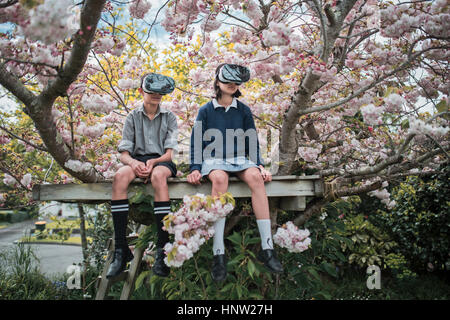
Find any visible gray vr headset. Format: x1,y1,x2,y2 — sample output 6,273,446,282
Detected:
217,64,250,85
142,73,175,95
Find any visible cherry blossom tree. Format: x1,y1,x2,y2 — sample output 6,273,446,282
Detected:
0,0,448,226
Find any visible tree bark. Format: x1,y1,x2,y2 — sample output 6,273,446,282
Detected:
278,0,358,176
0,0,106,183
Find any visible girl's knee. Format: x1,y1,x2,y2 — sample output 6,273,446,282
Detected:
246,168,264,187
209,171,228,186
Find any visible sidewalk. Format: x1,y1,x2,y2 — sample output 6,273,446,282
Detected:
0,219,84,276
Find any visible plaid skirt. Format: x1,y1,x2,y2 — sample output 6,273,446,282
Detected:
200,157,259,177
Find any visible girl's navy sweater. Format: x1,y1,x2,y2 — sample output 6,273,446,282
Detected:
189,100,264,172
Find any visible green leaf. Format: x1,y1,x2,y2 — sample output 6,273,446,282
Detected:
220,283,234,293
436,100,450,120
247,259,256,279
307,267,321,281
227,231,242,245
320,262,337,278
135,270,151,291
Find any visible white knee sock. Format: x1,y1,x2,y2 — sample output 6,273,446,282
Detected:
257,219,274,250
213,217,226,255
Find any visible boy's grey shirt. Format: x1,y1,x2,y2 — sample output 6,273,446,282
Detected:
118,104,178,157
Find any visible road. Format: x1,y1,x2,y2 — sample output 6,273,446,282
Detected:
0,219,84,277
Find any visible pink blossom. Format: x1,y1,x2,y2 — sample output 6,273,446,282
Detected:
162,193,235,267
77,122,106,139
273,222,311,253
64,160,93,173
80,94,118,114
128,0,152,19
262,21,291,47
118,78,140,90
298,145,322,162
3,174,17,187
361,104,384,126
19,0,75,45
92,37,116,54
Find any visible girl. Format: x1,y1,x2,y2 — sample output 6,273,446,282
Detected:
187,64,283,282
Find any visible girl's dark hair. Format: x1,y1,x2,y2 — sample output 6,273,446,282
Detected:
214,63,242,99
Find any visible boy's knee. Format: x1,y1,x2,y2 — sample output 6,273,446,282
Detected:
113,166,134,188
151,169,168,186
113,169,129,184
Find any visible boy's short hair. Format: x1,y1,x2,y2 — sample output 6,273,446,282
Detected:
140,73,150,89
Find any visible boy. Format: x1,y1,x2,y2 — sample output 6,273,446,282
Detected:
107,73,178,279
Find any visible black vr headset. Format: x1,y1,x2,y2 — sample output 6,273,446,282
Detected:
142,73,175,95
217,64,250,85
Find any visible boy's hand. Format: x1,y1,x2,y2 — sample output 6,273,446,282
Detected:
143,159,156,183
131,160,151,179
187,170,202,185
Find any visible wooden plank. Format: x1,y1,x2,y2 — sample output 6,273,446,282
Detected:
95,238,114,300
280,196,306,211
32,175,322,202
120,246,145,300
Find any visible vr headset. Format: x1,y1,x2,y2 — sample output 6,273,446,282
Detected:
217,64,250,85
142,73,175,95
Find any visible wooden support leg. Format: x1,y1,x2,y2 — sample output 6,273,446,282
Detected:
95,238,114,300
119,245,145,300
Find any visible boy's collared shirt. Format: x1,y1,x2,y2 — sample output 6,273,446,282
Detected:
118,104,178,157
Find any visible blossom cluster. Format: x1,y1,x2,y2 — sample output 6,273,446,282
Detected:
298,145,323,162
368,185,396,209
408,118,449,137
262,22,291,47
80,94,118,114
163,193,235,267
64,160,93,173
273,221,311,253
128,0,152,19
20,0,77,45
76,122,106,139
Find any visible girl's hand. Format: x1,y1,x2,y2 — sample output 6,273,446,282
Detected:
187,170,202,185
259,166,272,182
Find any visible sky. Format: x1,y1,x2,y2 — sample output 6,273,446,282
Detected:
0,1,439,116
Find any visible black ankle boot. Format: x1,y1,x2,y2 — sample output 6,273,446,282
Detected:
211,254,227,282
257,249,284,273
152,248,170,277
106,246,134,279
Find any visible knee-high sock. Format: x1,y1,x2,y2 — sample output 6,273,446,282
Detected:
111,199,129,249
154,201,171,248
257,219,274,250
213,217,226,256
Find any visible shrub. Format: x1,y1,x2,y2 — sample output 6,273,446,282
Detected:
0,243,70,300
376,165,450,272
339,214,397,269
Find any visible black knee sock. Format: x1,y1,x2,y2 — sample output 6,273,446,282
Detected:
154,201,171,248
111,199,129,249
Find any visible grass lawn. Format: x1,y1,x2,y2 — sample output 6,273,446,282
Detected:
0,222,10,229
20,235,93,246
20,218,93,246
